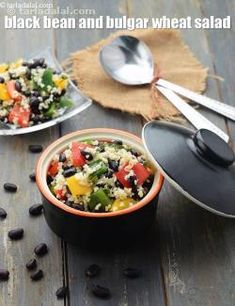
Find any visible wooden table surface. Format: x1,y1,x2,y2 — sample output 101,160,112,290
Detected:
0,1,235,305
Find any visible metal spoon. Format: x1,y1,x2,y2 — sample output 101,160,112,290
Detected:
99,35,235,121
99,35,230,142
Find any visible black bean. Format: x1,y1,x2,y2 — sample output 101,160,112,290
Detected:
123,268,142,279
0,76,5,83
85,264,101,277
29,97,40,109
62,165,70,171
29,60,40,69
8,228,24,240
132,190,140,201
0,207,7,219
25,69,32,80
23,90,31,97
34,243,48,256
28,144,43,153
15,80,22,92
29,204,43,216
60,89,66,96
71,203,85,211
26,258,37,271
128,176,139,200
128,177,139,200
105,170,114,178
56,286,68,299
81,150,93,161
59,152,66,162
143,174,154,189
91,284,111,299
112,140,123,145
130,149,139,157
0,269,9,281
108,159,119,172
53,69,62,75
32,91,40,97
128,175,137,187
47,175,53,185
4,183,17,192
22,61,30,67
38,58,45,67
99,146,105,153
65,200,74,206
115,180,123,188
29,172,36,182
31,269,43,281
96,183,105,188
53,89,65,98
63,167,76,178
42,63,47,69
31,115,42,124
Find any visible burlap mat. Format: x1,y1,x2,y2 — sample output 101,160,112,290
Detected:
65,29,208,120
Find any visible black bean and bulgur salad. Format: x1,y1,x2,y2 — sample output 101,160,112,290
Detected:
0,58,73,128
47,139,154,213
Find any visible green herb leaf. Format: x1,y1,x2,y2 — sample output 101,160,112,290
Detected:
42,68,54,88
59,96,73,108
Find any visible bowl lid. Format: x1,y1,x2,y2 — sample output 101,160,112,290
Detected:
142,121,235,218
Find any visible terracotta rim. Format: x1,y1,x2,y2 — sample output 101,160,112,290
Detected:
36,128,164,218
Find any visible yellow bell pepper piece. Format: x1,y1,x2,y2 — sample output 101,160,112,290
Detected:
66,175,91,197
53,78,68,90
0,63,8,73
9,58,23,69
0,84,10,100
111,198,135,212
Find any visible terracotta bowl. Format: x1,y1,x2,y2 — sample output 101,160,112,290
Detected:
36,128,164,246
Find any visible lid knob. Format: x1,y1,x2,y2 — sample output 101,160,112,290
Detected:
193,129,235,167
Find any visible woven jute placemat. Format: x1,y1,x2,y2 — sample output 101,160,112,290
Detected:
65,29,208,120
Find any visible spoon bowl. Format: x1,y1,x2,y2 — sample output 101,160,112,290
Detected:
100,35,154,85
99,35,231,142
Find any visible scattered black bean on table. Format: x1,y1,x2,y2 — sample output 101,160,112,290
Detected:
3,183,18,192
0,269,9,281
85,264,101,277
29,172,36,182
31,269,44,281
34,243,48,256
29,204,43,216
0,207,7,219
28,144,43,153
56,286,68,299
91,284,111,299
123,268,142,279
8,228,24,240
26,258,37,271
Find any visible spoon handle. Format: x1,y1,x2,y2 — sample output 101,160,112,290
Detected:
156,86,229,142
157,79,235,121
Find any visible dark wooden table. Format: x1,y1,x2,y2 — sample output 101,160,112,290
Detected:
0,1,235,305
